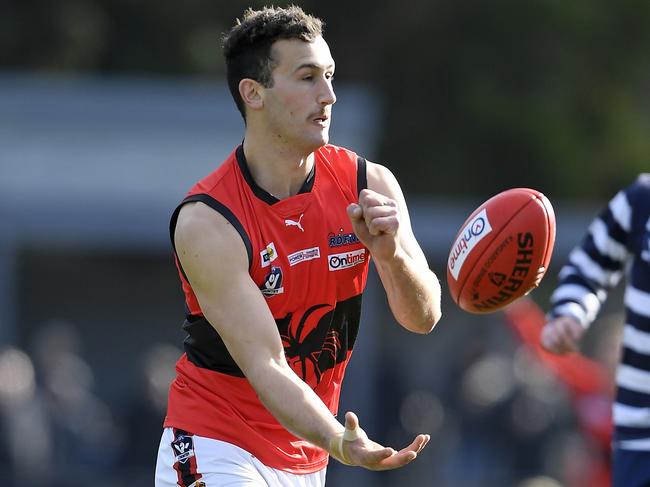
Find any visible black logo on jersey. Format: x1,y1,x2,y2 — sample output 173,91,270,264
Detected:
276,297,361,388
260,266,284,296
328,229,360,248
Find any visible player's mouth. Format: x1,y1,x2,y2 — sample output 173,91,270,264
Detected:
312,112,330,125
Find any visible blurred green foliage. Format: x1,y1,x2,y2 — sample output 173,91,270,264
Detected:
2,0,649,201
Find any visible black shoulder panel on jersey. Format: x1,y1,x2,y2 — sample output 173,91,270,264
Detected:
169,193,253,270
356,157,367,196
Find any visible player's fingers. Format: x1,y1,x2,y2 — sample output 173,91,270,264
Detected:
415,434,430,453
371,434,429,470
557,337,577,354
346,205,373,244
557,318,584,343
346,203,364,221
359,189,397,209
373,448,417,470
368,216,399,236
393,434,428,458
363,205,397,234
360,447,396,467
363,204,398,221
541,325,569,354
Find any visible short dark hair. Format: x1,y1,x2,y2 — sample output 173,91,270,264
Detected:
222,5,324,120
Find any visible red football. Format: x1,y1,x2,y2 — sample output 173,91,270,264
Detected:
446,188,556,314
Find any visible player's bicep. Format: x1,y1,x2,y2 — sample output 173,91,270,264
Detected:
366,161,429,266
174,203,286,376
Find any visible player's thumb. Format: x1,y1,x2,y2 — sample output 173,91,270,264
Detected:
344,411,359,433
346,203,363,222
346,204,370,243
343,411,367,442
539,325,554,351
540,324,567,355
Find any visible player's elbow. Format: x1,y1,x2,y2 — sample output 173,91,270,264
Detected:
400,308,441,334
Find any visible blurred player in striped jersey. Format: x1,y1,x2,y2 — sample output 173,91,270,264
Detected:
541,174,650,487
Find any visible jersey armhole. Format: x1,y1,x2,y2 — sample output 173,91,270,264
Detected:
356,156,367,196
169,194,254,273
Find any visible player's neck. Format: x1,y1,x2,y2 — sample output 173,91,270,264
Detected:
242,135,316,200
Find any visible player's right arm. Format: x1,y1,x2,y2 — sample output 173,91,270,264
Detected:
174,201,429,469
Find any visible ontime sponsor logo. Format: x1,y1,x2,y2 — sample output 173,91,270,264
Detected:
328,249,366,271
448,209,492,280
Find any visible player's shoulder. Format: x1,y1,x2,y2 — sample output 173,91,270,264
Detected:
175,199,250,271
635,173,650,189
616,174,650,227
176,200,226,234
317,143,359,163
624,173,650,203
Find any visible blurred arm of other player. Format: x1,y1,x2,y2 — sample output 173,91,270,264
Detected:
541,186,631,355
174,201,430,469
541,315,586,354
347,162,442,333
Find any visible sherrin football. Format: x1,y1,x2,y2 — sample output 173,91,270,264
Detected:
446,188,556,314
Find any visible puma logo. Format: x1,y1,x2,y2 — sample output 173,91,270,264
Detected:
285,214,304,232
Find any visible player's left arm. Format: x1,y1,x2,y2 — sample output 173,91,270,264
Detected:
347,161,442,333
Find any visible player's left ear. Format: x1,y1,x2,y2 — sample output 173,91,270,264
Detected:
239,78,263,111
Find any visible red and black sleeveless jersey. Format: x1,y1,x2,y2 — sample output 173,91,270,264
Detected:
164,144,370,473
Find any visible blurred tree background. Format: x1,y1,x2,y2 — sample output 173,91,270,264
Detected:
2,0,648,200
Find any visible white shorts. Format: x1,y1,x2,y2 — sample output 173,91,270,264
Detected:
155,427,327,487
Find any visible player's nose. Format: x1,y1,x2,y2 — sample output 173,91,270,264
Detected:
319,80,336,106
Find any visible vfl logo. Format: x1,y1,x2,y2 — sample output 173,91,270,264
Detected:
260,242,278,268
288,247,320,267
448,208,493,280
260,266,284,296
328,249,366,271
171,435,194,464
285,214,304,232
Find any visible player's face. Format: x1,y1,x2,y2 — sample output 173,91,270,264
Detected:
261,36,336,153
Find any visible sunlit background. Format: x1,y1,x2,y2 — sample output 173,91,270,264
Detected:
1,1,648,485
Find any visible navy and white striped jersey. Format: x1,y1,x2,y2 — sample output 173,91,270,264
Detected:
548,173,650,451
